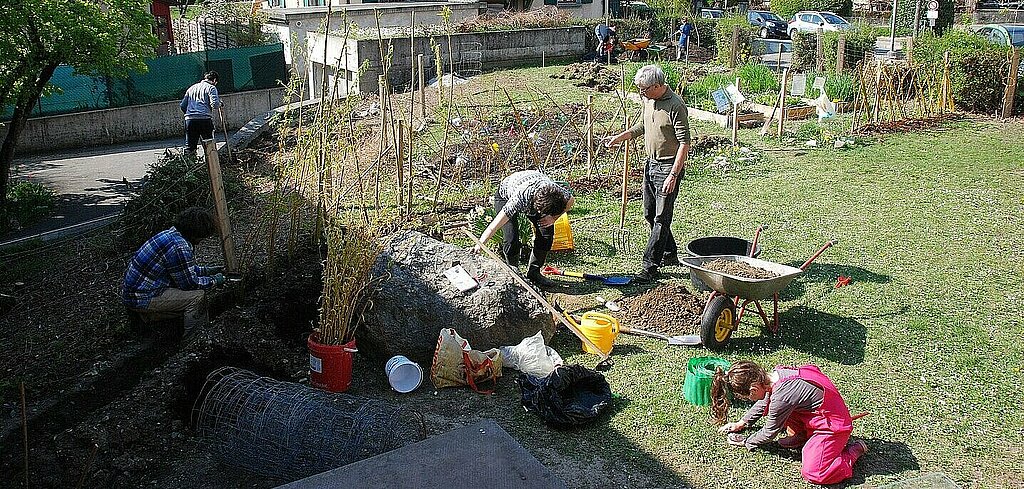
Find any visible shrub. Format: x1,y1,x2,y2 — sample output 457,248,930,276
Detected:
770,0,853,20
912,30,1009,114
627,61,684,92
118,151,240,250
713,15,759,65
1,181,56,234
682,62,782,111
792,22,879,72
892,0,954,35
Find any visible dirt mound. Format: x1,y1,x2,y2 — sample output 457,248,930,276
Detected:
550,63,620,92
614,283,705,336
691,135,731,155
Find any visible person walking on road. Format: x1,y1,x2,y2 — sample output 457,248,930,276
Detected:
474,170,575,289
604,64,690,283
123,207,226,336
179,71,223,155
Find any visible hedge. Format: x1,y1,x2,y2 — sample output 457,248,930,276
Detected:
791,22,880,72
713,15,759,66
770,0,853,21
892,0,954,36
911,30,1010,114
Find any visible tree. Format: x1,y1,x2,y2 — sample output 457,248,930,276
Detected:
0,0,156,213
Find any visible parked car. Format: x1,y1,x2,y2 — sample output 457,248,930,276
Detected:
788,11,853,37
748,10,789,39
699,9,725,19
974,24,1024,48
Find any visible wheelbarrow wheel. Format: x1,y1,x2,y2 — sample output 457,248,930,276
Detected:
700,296,736,351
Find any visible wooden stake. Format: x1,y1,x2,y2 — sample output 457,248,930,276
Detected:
1002,48,1019,118
407,121,413,214
778,68,788,140
732,77,740,146
397,119,405,207
462,229,610,363
586,94,595,176
418,54,426,119
729,25,739,68
202,139,237,272
836,36,846,72
816,27,824,72
21,382,28,488
941,51,950,112
502,88,541,168
905,37,914,65
873,63,882,122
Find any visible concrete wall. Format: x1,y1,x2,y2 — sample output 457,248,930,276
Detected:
1,88,286,154
267,2,485,68
307,26,587,97
972,9,1024,23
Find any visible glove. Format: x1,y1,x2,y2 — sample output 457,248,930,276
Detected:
208,265,225,275
212,273,226,286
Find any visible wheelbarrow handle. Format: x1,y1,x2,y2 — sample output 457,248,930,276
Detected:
799,239,837,271
750,225,765,258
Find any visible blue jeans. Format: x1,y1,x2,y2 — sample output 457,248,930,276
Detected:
642,158,680,270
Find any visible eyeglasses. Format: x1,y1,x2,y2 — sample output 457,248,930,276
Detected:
637,84,659,94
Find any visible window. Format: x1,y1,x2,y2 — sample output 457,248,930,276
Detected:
809,14,823,24
303,0,324,6
800,14,813,22
821,13,847,24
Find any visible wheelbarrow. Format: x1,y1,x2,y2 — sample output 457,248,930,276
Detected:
622,38,651,61
680,239,835,350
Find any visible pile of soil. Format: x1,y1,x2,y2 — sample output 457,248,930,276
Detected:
550,63,621,92
614,283,706,336
704,258,777,279
690,135,732,156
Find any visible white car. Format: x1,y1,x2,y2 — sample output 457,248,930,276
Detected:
788,11,853,37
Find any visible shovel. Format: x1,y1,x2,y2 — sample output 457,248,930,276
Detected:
619,325,699,346
542,265,632,286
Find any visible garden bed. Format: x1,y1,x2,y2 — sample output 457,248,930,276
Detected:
687,106,764,128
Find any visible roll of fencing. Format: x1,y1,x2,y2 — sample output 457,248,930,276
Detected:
192,367,425,481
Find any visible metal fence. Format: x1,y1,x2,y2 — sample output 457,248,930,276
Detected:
3,43,287,121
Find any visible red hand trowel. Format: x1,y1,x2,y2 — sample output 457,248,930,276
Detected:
542,265,632,286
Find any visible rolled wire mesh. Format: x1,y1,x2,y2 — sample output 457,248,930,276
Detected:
192,367,425,481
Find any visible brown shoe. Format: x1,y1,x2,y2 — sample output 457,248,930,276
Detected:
847,439,868,459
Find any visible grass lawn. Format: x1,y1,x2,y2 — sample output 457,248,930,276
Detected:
529,115,1024,487
382,65,1024,487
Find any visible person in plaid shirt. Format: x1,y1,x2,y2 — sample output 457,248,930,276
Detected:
123,207,226,334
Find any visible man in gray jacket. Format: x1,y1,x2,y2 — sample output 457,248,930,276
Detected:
179,71,223,155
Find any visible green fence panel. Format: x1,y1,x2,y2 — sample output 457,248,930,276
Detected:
3,43,285,121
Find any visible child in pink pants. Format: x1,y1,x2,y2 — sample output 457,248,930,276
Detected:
710,361,868,485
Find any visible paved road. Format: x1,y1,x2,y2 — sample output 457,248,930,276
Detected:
2,136,222,245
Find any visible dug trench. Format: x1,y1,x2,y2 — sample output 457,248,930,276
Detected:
0,244,323,487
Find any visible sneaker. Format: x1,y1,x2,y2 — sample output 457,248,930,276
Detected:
633,267,660,284
662,254,682,267
847,439,868,459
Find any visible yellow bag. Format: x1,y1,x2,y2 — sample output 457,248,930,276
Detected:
551,214,575,252
430,328,503,393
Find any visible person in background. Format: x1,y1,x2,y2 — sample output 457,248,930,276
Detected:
711,360,869,485
179,71,222,155
677,18,694,61
123,207,226,336
474,170,575,288
603,64,690,283
595,22,617,59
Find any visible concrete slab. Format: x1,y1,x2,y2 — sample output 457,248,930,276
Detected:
276,419,567,489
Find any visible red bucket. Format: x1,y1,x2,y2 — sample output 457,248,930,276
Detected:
307,333,357,393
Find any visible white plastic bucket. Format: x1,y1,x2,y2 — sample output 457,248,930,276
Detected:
385,355,423,393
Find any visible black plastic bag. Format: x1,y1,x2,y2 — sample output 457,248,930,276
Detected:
518,365,612,428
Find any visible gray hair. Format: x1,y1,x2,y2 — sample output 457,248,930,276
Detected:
633,65,666,88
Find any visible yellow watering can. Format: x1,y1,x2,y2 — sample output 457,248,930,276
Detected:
564,311,620,355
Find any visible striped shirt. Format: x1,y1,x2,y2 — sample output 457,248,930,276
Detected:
497,170,572,218
180,80,221,120
123,227,217,308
